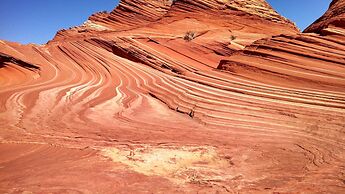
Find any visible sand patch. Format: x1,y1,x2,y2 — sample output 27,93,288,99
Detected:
102,145,232,184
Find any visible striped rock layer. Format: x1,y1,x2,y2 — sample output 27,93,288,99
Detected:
304,0,345,35
0,0,344,193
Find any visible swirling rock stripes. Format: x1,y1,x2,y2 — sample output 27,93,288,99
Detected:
0,0,345,193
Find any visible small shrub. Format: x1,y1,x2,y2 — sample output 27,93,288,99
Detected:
184,31,196,42
230,35,236,41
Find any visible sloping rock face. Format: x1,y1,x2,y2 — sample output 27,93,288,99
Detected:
0,0,345,193
304,0,345,35
219,0,345,92
53,0,298,44
53,0,174,41
216,2,345,191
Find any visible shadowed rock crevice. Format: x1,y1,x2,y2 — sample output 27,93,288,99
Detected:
0,53,40,71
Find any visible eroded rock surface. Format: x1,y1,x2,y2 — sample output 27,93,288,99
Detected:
0,0,344,193
304,0,345,35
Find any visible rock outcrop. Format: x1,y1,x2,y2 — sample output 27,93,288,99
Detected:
53,0,174,41
304,0,345,35
218,0,345,92
53,0,298,44
0,0,344,193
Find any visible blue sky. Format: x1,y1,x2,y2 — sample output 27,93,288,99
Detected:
0,0,118,44
267,0,331,30
0,0,332,44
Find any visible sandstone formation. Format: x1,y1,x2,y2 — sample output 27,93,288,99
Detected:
0,0,344,193
304,0,345,35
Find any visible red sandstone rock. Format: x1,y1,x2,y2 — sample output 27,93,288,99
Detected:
304,0,345,36
0,0,345,193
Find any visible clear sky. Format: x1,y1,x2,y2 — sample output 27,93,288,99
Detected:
0,0,118,44
267,0,332,30
0,0,332,44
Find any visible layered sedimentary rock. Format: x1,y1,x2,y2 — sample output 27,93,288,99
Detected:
53,0,298,44
53,0,174,42
1,0,345,193
216,2,345,191
304,0,345,35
